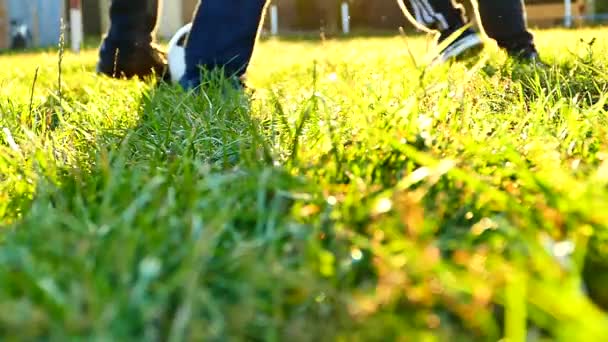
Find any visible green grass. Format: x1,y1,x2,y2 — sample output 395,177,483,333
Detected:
1,28,608,340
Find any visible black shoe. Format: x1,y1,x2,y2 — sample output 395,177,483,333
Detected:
507,46,547,68
434,28,484,64
97,39,168,79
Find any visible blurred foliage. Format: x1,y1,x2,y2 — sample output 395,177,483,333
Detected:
1,29,608,340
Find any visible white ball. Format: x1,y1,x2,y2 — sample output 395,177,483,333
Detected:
167,23,192,84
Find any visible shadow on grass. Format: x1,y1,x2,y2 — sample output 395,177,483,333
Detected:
0,74,355,340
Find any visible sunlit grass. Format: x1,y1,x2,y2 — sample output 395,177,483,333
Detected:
1,28,607,340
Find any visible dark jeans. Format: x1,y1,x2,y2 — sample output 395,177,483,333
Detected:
403,0,535,52
107,0,159,46
181,0,267,87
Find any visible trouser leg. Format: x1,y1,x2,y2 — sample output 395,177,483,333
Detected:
400,0,468,35
476,0,535,52
181,0,268,87
97,0,165,78
106,0,159,46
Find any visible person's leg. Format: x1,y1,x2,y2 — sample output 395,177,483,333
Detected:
397,0,482,62
475,0,538,57
107,0,158,44
400,0,467,36
180,0,268,89
97,0,166,78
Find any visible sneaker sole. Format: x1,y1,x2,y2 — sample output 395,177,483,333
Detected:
436,33,483,64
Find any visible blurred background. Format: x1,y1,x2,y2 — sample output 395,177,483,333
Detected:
0,0,607,50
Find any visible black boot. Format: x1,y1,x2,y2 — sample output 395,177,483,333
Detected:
97,0,167,79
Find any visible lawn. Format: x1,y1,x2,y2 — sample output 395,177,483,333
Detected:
1,28,608,340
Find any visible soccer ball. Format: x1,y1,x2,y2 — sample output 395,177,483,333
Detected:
167,23,192,84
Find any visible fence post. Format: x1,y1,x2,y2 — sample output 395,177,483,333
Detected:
341,2,350,34
270,5,279,36
0,0,7,49
159,0,183,39
99,0,110,34
586,0,596,22
564,0,573,27
69,0,83,52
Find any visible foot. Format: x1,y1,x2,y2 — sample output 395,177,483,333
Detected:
508,46,547,67
434,28,484,64
179,69,246,92
97,39,168,79
507,46,549,70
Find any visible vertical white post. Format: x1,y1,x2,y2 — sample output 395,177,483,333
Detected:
564,0,573,27
586,0,596,22
30,3,39,46
99,0,110,34
270,5,279,36
159,0,183,39
0,0,7,49
341,2,350,35
70,0,83,53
